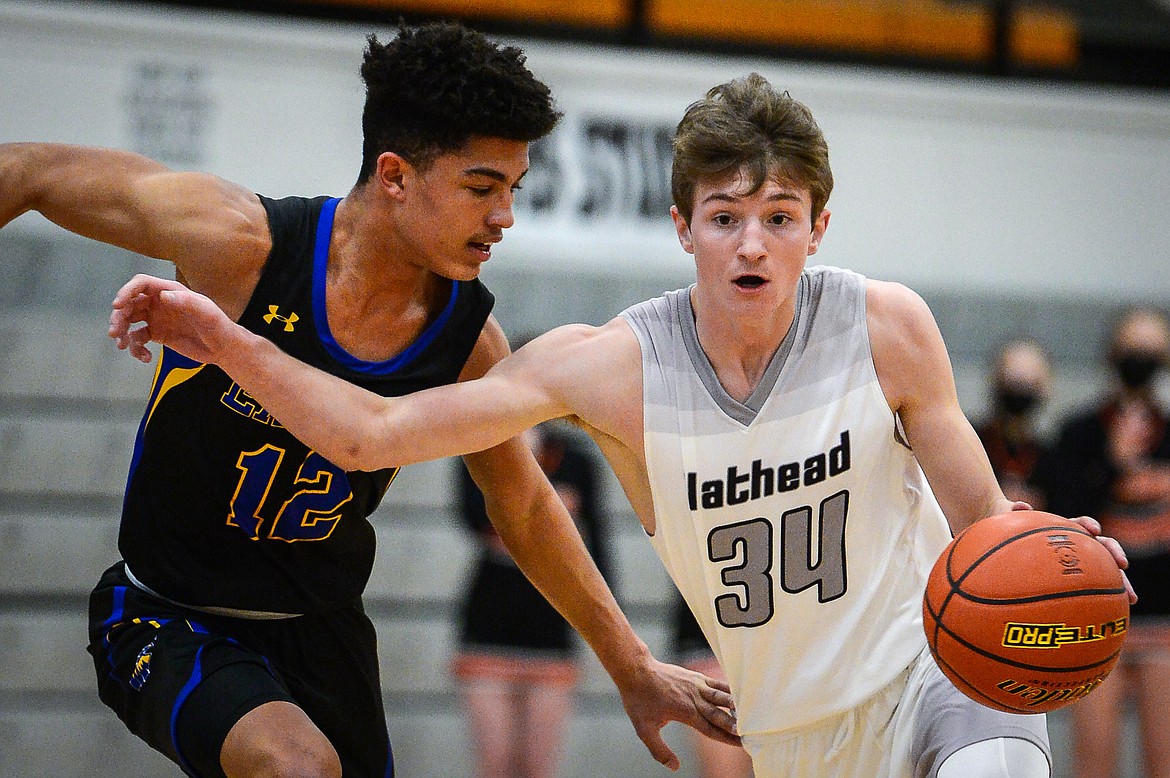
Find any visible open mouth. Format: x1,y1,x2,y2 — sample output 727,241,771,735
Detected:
469,241,493,258
734,275,766,289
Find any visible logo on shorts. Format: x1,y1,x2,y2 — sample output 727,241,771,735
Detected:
130,638,156,691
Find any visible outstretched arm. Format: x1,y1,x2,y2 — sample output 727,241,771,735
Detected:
0,143,269,317
459,321,739,767
111,274,552,469
112,274,741,766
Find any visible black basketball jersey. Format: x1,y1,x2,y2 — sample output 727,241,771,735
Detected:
118,195,494,614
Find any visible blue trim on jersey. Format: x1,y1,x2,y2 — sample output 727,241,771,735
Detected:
386,741,395,778
170,644,208,778
311,196,461,375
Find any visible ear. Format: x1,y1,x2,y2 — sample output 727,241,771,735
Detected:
374,152,410,199
670,206,695,254
807,208,831,256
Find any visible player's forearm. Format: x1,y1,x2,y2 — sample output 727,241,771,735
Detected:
215,326,406,471
0,142,46,228
904,403,1013,531
487,487,653,683
213,324,519,471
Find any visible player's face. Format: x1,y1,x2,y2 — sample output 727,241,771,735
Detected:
400,136,530,281
672,169,829,317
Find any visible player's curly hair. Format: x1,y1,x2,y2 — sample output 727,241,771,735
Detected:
671,73,833,226
357,21,561,182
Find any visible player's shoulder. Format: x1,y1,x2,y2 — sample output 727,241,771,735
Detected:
864,277,936,336
865,276,927,310
863,277,948,402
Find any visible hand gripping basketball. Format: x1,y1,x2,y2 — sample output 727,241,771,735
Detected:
923,510,1130,714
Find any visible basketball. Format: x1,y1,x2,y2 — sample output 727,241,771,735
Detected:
923,510,1129,714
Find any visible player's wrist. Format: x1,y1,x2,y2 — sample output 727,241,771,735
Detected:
600,637,655,687
214,323,265,373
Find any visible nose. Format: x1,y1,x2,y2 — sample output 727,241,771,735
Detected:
737,218,767,262
487,191,515,230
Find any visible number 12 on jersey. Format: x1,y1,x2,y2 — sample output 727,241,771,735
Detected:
707,489,850,628
227,444,354,542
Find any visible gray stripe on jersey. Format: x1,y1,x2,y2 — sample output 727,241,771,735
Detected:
621,266,877,432
676,275,805,423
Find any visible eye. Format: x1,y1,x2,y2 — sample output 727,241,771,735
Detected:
510,184,524,193
713,213,734,226
769,212,792,225
467,186,492,196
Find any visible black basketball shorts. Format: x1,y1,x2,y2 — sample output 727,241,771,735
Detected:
87,562,393,777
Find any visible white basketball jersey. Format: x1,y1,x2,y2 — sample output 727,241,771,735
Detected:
621,265,954,736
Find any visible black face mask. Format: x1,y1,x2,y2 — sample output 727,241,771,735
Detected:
1114,354,1164,389
996,388,1039,416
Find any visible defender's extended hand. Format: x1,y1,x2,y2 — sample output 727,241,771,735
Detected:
109,274,235,365
617,657,740,771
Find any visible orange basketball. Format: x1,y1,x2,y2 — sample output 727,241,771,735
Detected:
923,510,1129,714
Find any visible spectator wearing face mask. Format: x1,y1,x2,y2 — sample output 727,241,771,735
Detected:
975,338,1054,509
1037,306,1170,778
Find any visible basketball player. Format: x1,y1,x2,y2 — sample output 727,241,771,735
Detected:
0,22,737,778
109,73,1134,777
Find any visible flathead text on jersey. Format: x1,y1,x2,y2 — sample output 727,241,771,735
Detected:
686,431,852,511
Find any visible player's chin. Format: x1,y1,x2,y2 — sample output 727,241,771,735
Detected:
439,257,485,282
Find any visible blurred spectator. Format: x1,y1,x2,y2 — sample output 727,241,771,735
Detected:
974,338,1054,508
451,420,608,778
1038,307,1170,778
669,595,755,778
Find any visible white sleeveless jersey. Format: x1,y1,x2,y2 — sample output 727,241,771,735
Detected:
621,265,954,737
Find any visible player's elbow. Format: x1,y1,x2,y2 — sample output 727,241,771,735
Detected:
334,429,397,473
329,442,375,473
336,406,416,472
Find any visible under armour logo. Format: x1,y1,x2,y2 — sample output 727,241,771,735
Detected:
263,305,299,332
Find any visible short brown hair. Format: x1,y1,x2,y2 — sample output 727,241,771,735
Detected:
671,73,833,225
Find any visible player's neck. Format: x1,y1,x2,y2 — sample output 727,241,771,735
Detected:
691,288,797,403
319,194,451,361
328,193,442,309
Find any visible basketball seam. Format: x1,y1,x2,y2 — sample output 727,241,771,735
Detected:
931,652,1020,712
951,524,1091,588
946,586,1128,605
928,615,1124,674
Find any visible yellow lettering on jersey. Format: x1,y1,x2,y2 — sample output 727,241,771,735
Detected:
221,382,285,428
